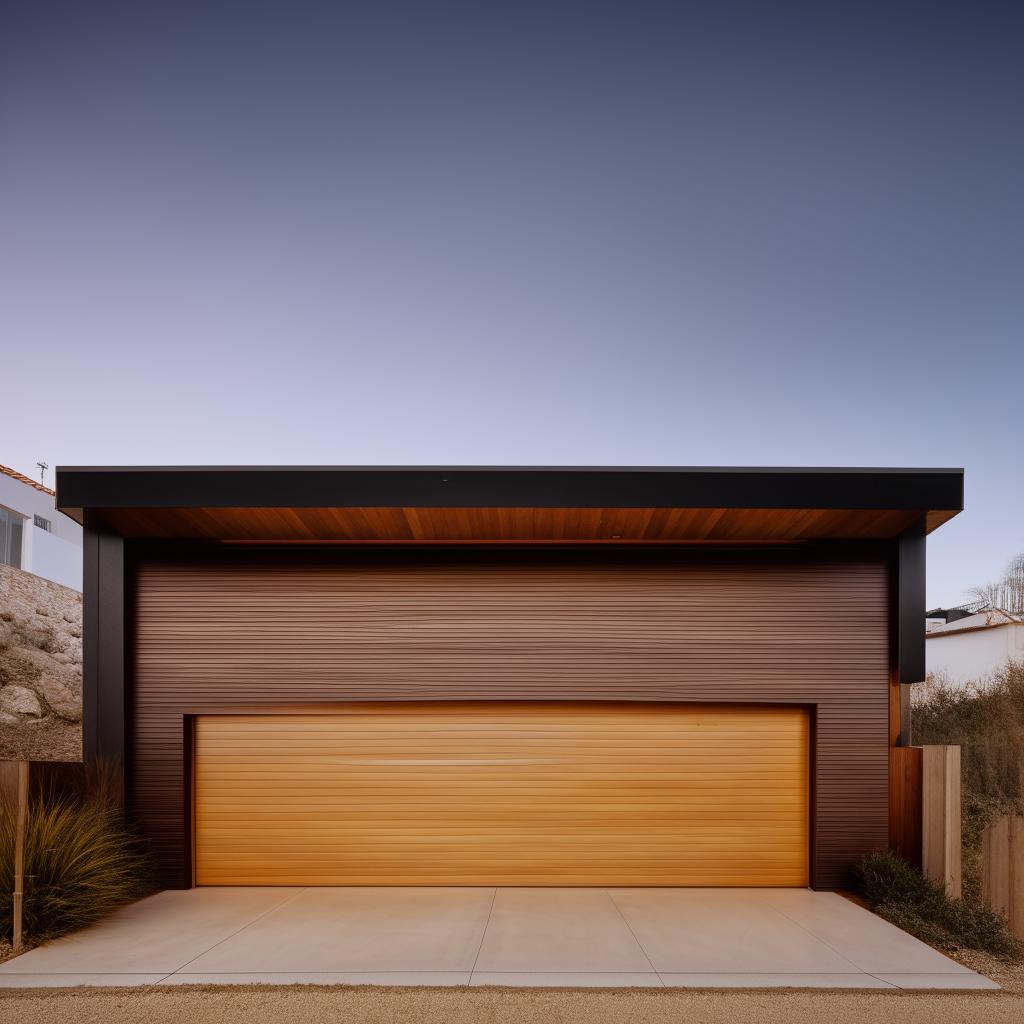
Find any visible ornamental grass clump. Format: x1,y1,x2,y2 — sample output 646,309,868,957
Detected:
856,850,1020,960
0,780,151,944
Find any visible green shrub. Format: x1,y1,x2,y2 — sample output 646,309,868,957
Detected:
0,788,151,944
856,851,1021,959
857,849,942,910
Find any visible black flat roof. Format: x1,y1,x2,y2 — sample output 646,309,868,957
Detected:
56,465,964,516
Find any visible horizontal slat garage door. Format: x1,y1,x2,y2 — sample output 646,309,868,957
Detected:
195,703,809,886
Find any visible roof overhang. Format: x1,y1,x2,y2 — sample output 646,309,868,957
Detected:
55,465,964,544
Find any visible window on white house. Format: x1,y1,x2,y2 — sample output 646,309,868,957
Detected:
0,506,25,569
34,514,51,531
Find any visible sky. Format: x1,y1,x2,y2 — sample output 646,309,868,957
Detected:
1,1,1021,607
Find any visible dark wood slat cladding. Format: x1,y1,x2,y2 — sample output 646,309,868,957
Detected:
131,550,890,889
103,505,947,542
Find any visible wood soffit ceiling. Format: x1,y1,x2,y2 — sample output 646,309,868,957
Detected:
87,505,960,543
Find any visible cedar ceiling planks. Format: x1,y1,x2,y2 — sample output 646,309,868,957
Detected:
96,505,943,543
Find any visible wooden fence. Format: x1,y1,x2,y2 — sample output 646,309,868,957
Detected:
982,815,1024,939
890,745,923,868
922,745,962,898
0,760,84,812
890,744,962,898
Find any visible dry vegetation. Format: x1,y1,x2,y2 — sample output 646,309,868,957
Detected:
856,849,1019,958
857,662,1024,960
913,661,1024,888
0,763,151,945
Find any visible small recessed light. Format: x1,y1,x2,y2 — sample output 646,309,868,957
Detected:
611,534,621,539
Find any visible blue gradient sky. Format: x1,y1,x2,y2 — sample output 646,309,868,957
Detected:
2,2,1021,606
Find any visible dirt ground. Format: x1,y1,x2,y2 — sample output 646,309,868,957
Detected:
953,950,1024,994
1,982,1022,1024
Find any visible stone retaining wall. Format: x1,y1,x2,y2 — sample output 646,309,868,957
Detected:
0,564,82,762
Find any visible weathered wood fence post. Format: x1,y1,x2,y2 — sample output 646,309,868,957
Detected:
12,760,30,951
982,815,1024,938
922,745,961,898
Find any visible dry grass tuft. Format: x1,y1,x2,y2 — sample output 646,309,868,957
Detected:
0,767,151,944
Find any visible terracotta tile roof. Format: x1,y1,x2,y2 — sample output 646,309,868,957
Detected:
0,463,55,497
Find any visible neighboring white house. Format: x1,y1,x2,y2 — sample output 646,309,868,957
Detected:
0,463,82,590
925,606,1024,687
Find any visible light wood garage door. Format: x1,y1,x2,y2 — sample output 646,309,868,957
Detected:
194,703,809,886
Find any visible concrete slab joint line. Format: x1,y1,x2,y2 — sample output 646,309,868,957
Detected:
166,887,310,979
605,889,662,974
0,887,999,990
466,887,498,984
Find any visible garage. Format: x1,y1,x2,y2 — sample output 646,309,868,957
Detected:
59,465,959,889
194,703,809,887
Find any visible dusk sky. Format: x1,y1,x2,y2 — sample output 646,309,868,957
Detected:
2,2,1021,606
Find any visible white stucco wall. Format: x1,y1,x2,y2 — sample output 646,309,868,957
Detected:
29,527,83,591
925,623,1024,686
0,472,82,590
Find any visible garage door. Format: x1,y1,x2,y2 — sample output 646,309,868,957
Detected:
194,703,809,886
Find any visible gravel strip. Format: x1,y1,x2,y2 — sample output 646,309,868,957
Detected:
1,984,1021,1024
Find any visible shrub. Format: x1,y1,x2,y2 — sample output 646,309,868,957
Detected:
856,851,1021,959
913,661,1024,825
912,662,1024,917
0,784,151,944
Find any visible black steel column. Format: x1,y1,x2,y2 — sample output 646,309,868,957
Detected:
82,523,126,798
896,522,926,745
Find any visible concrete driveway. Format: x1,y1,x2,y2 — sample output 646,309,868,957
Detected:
0,887,997,989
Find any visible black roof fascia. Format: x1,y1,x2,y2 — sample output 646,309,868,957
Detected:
56,466,965,515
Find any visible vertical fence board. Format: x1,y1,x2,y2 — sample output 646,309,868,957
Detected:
890,746,923,868
1,761,84,806
922,745,961,899
1013,817,1024,939
983,815,1024,939
0,760,19,815
983,816,1011,917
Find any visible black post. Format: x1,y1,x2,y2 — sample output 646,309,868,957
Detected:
896,522,926,744
82,523,126,801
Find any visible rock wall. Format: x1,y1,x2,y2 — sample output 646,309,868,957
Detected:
0,564,82,762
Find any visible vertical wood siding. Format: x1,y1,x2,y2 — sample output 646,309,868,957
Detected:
131,549,890,889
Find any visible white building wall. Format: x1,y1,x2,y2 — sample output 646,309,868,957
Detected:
925,624,1024,686
0,471,82,590
30,527,83,591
